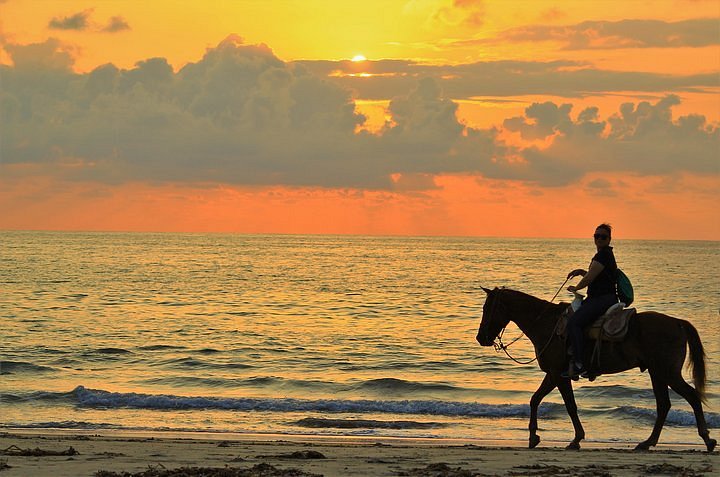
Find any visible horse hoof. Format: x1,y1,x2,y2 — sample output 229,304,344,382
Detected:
529,435,540,449
566,441,580,450
706,438,717,453
634,441,651,451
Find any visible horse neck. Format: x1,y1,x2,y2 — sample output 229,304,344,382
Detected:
505,291,562,341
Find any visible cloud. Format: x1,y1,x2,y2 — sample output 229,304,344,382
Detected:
2,37,75,71
538,7,567,22
47,10,130,33
296,58,719,99
458,18,720,50
503,102,575,140
102,16,131,33
403,0,485,29
1,36,381,188
0,36,717,191
49,10,92,31
433,0,486,27
486,95,719,185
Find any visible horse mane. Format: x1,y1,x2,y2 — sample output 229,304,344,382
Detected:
498,287,555,306
496,287,567,316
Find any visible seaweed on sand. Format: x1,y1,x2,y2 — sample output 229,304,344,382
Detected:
397,462,480,477
94,462,322,477
1,445,79,457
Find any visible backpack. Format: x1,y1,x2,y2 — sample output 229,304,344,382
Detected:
616,268,634,306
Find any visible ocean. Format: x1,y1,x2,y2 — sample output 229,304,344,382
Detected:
1,232,718,447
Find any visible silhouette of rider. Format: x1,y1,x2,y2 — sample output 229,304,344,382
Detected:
564,223,619,379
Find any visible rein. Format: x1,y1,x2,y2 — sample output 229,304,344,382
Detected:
492,278,570,365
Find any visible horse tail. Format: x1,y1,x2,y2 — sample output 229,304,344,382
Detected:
681,320,707,403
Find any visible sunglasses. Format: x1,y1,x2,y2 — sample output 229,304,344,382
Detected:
593,234,609,240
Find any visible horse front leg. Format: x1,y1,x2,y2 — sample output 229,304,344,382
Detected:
529,373,556,449
556,377,585,449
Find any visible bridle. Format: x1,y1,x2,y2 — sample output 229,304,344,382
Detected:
486,278,570,365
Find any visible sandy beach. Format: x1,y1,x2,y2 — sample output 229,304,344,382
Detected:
1,431,716,477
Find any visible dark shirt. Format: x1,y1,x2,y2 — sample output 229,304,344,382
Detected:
588,245,617,298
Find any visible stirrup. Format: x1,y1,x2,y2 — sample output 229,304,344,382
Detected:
562,364,586,381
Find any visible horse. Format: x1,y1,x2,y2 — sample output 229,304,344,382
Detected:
475,286,716,452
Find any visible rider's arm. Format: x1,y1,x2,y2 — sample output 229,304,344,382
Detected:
569,260,604,291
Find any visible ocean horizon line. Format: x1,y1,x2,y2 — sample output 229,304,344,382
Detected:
1,228,718,243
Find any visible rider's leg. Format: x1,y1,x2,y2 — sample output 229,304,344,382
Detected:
567,294,617,369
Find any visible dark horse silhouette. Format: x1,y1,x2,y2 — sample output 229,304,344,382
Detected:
475,287,716,452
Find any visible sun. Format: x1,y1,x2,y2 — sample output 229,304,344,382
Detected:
351,54,367,62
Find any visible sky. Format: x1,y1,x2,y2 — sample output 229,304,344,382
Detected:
1,0,718,239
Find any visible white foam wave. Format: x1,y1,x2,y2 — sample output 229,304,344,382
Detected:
614,406,720,427
6,420,123,429
73,386,560,418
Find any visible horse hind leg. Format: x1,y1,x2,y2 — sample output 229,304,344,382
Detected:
668,376,717,452
635,371,670,451
528,374,556,449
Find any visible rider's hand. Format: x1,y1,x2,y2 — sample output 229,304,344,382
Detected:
567,285,577,293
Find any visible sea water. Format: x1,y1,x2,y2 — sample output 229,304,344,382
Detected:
1,232,718,446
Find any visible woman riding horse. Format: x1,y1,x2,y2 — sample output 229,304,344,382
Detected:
564,223,619,379
476,287,715,451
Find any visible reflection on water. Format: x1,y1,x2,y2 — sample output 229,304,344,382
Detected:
1,232,718,444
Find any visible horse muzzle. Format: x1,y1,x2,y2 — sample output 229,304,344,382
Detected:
476,332,493,347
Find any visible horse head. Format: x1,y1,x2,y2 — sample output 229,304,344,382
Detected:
476,286,512,347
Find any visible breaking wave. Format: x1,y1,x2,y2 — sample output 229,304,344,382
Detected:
70,386,561,418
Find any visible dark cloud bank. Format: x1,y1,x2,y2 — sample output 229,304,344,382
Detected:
451,18,720,50
1,36,718,190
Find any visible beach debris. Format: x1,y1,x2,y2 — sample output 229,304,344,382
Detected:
86,452,128,461
510,462,616,476
94,462,322,476
397,462,478,477
643,462,713,476
256,450,326,460
0,444,79,457
508,464,567,476
0,459,10,472
287,451,325,460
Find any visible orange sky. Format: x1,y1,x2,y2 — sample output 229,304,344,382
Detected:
1,0,718,239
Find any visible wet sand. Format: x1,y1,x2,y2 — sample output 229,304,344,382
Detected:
1,431,717,476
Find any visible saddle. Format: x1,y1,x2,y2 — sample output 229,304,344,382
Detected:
587,302,636,342
558,302,637,380
557,302,636,342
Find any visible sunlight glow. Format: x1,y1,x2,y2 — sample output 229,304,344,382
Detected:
351,54,367,62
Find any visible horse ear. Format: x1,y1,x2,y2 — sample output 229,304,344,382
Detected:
481,287,492,294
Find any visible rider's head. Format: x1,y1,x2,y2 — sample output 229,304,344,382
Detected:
594,223,612,245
